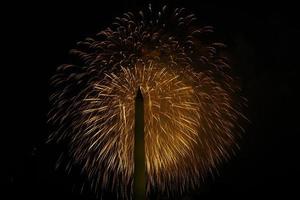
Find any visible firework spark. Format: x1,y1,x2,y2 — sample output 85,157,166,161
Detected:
48,5,246,199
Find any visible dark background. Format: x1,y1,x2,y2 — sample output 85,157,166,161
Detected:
4,0,300,199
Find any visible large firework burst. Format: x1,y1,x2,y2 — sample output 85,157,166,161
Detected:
48,5,246,199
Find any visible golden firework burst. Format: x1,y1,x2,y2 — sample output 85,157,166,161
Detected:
48,5,247,199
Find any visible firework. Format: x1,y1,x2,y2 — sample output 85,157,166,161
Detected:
48,5,246,199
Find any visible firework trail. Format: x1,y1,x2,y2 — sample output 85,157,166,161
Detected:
48,5,246,199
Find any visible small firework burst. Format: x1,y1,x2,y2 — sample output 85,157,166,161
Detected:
48,5,246,199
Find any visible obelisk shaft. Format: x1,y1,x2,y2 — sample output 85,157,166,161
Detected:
134,87,145,200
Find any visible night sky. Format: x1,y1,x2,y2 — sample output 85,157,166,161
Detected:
4,1,300,199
